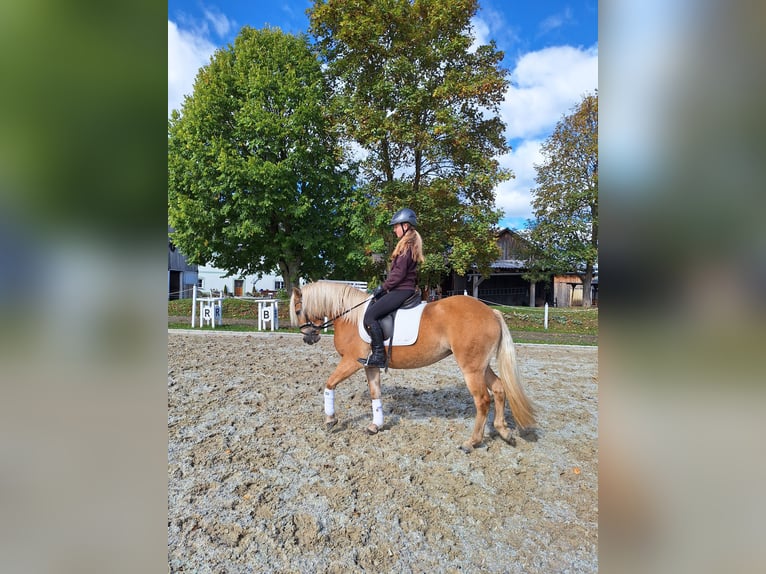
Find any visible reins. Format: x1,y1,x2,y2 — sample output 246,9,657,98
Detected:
300,296,372,331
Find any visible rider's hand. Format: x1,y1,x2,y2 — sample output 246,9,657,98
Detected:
372,286,385,300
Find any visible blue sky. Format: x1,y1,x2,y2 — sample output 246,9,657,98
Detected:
168,1,597,230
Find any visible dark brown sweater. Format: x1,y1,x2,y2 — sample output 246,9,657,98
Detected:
383,250,417,292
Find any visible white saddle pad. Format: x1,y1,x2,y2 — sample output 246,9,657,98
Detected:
358,301,428,346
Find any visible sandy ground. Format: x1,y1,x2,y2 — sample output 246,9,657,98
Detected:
168,330,598,573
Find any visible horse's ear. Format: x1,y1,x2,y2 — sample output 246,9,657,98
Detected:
292,286,301,298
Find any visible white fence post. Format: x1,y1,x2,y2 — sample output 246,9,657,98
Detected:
544,302,549,330
211,298,222,328
273,300,279,330
258,300,278,331
191,284,197,327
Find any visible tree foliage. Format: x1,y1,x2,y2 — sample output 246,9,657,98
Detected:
168,27,356,292
309,0,510,284
528,92,598,306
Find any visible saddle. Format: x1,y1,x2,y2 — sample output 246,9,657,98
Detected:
358,290,427,346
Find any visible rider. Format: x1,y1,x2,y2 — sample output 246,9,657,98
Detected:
359,208,425,367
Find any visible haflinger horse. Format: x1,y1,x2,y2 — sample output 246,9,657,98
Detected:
290,281,535,453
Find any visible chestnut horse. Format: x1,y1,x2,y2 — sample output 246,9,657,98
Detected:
290,281,535,452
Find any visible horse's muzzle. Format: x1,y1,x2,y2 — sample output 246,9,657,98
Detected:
300,327,321,345
303,332,320,345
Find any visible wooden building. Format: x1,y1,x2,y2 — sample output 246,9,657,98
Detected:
439,228,598,307
440,229,553,307
553,273,598,307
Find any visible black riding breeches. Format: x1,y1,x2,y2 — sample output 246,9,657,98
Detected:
363,289,415,326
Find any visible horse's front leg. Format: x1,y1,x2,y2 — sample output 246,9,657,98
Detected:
323,357,363,430
364,366,384,434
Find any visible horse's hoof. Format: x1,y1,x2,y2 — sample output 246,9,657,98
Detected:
459,443,474,454
498,430,517,447
325,416,337,431
365,423,379,435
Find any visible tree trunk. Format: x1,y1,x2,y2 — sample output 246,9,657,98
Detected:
581,263,594,308
278,259,301,294
469,274,484,299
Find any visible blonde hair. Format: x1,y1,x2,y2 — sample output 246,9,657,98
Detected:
391,227,425,263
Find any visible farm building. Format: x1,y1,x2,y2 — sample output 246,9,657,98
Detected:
441,228,549,307
196,265,288,298
440,228,597,307
168,229,198,300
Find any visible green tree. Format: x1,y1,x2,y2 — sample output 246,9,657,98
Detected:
528,93,598,307
309,0,509,287
168,26,356,292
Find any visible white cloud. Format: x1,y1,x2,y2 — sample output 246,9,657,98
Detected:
168,21,217,116
539,7,573,36
495,139,545,222
469,16,490,51
472,10,520,57
203,9,234,37
502,44,598,140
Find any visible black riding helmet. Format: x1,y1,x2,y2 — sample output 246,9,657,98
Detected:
389,208,417,227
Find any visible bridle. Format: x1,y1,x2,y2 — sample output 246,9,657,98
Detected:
296,296,373,334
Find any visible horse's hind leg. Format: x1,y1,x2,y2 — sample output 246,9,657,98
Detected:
461,370,492,453
485,367,516,446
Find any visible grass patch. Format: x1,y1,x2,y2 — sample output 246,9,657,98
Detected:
167,297,289,321
492,305,598,336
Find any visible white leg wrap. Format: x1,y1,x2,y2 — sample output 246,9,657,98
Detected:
372,398,383,427
324,389,335,416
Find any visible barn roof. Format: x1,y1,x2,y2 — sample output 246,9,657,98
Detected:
491,259,528,271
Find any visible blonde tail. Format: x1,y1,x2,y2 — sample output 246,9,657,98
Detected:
493,310,536,429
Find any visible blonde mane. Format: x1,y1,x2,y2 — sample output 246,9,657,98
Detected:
299,281,369,326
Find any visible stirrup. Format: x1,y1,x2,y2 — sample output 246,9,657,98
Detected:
358,353,387,368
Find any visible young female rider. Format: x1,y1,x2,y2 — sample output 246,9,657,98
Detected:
359,208,425,367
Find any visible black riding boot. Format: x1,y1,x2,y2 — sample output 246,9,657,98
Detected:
358,321,387,367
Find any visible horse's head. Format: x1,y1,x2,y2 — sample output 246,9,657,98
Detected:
290,286,321,345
